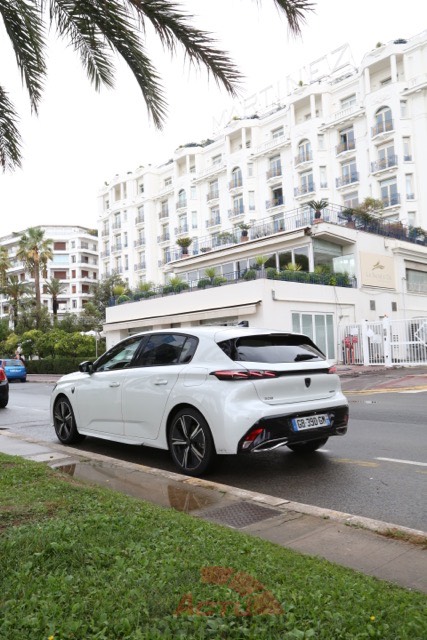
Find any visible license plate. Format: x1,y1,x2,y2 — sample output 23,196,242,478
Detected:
292,414,330,431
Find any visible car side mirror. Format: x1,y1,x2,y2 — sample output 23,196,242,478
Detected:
79,361,94,374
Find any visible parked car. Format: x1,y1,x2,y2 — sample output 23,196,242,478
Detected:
0,358,27,382
0,367,9,407
51,327,349,476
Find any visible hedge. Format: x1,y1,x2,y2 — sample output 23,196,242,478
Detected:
26,357,95,375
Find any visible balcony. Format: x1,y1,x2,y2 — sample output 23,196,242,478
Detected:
111,243,122,252
158,208,169,220
206,190,219,202
371,155,398,173
371,119,394,138
134,262,146,271
266,166,282,181
112,221,121,230
336,172,359,188
336,139,356,155
228,205,245,219
253,133,290,156
294,152,312,167
206,216,221,228
101,228,109,237
100,250,110,258
175,200,187,211
406,193,415,201
157,233,170,243
294,183,315,197
175,224,189,235
382,193,400,208
265,196,284,210
134,238,146,248
228,178,243,191
136,214,145,225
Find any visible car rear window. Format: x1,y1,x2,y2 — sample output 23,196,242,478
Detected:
4,359,23,366
217,334,325,363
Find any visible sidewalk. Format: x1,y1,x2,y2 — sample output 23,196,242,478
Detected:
0,430,425,594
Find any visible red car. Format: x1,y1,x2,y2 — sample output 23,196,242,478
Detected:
0,367,9,408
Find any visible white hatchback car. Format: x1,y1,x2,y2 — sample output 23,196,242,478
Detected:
51,327,349,476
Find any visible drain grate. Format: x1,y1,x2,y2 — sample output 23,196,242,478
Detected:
201,501,281,529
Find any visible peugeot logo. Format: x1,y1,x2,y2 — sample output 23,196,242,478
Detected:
305,378,311,388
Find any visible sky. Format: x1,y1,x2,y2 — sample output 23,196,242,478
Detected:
0,0,426,237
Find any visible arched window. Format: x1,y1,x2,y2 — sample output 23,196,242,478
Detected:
177,189,187,208
373,107,393,136
231,167,242,188
297,139,312,163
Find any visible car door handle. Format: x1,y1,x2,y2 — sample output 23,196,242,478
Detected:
154,379,168,385
109,382,120,388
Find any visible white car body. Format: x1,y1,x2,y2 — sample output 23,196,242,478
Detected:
51,327,349,475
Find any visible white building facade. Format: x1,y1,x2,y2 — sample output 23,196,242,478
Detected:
0,225,99,321
98,32,427,361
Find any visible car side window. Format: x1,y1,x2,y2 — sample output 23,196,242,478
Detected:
95,336,144,372
135,334,190,367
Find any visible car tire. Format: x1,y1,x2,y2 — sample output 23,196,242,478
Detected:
168,407,216,476
53,396,86,444
287,438,329,454
21,378,26,383
0,398,8,408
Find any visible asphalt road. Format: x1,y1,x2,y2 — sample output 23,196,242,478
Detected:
1,380,426,531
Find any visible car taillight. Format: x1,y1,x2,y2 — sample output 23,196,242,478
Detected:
211,370,277,381
0,369,6,381
328,365,337,374
241,427,265,449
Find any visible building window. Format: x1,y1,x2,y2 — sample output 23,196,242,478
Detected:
340,94,356,110
72,300,77,309
403,137,412,161
272,126,284,139
268,155,282,178
406,269,427,294
300,170,314,194
337,126,355,153
231,166,243,188
373,107,393,136
380,177,399,207
54,242,66,251
297,139,312,163
343,191,359,208
190,186,196,199
247,162,253,177
164,176,172,187
317,134,325,150
405,174,414,200
191,211,198,229
177,189,187,208
114,184,121,201
391,302,397,312
319,166,327,188
292,313,335,360
400,100,408,118
212,154,222,165
340,159,358,185
370,300,376,311
139,182,144,194
407,211,416,227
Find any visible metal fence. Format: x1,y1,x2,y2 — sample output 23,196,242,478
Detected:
339,317,427,367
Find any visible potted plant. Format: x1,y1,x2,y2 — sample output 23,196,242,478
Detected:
308,199,328,222
238,222,251,241
176,237,193,255
340,208,356,228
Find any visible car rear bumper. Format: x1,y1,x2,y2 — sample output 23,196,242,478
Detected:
238,405,349,453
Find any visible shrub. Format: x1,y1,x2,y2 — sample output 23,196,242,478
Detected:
26,357,95,375
212,276,227,286
197,278,211,289
266,267,278,279
116,294,131,304
243,269,257,281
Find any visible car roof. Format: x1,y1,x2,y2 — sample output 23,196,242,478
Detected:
130,326,308,342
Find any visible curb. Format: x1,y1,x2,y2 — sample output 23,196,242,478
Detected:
1,430,425,542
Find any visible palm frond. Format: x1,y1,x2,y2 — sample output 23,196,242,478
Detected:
264,0,315,35
128,0,242,97
0,87,22,171
0,0,46,112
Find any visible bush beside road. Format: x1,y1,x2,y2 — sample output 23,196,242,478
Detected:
1,454,426,639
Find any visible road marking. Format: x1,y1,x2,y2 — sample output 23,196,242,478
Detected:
336,458,379,468
375,457,427,468
346,386,427,395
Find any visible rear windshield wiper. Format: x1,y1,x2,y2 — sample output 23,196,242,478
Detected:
294,354,318,361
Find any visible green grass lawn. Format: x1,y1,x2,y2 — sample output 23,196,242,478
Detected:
0,453,426,640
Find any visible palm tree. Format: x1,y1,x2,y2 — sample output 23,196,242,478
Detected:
16,227,53,316
0,246,11,289
44,278,66,324
2,276,32,330
0,1,312,171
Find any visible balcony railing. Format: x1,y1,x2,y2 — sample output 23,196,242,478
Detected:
294,183,315,197
112,221,121,230
101,250,110,258
206,190,219,202
266,166,282,180
206,216,221,228
228,205,244,219
294,151,312,166
134,262,146,271
336,172,359,188
175,224,189,235
101,228,109,237
157,233,170,242
159,209,169,219
176,200,187,210
134,238,146,247
382,193,401,208
265,196,284,209
228,178,243,190
136,214,145,225
336,139,356,155
111,243,122,252
371,155,398,173
371,119,394,137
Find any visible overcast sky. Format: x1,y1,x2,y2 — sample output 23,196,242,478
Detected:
0,0,426,236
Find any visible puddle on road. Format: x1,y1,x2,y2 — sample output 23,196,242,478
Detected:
54,459,222,513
